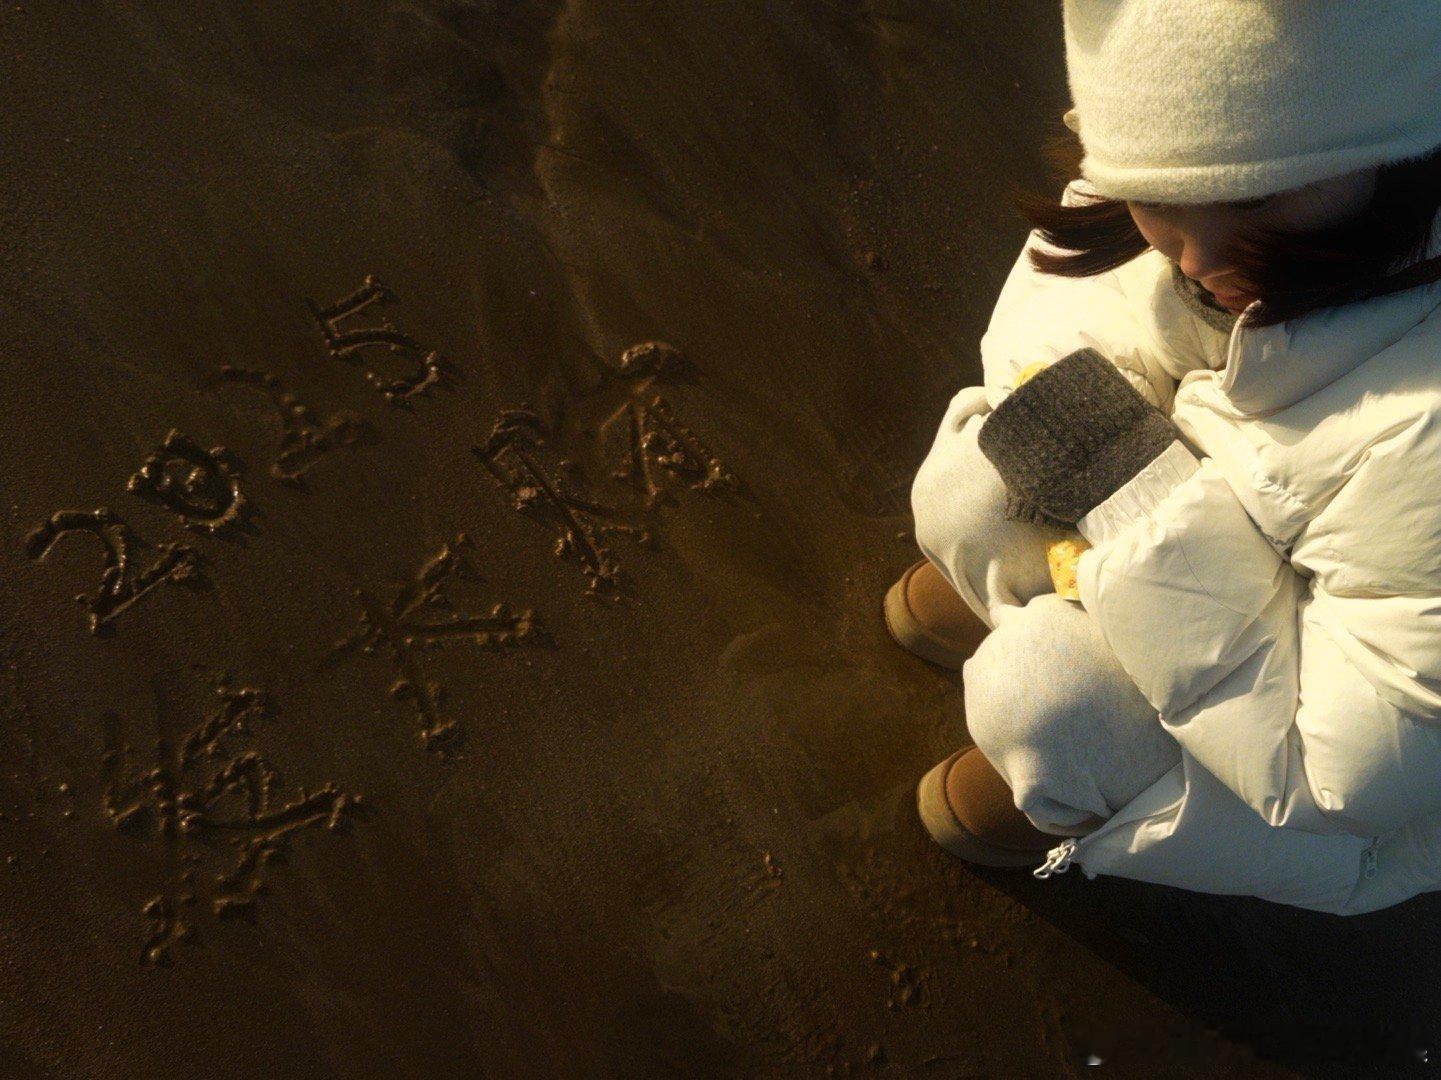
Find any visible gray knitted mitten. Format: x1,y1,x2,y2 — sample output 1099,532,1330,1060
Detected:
977,347,1182,527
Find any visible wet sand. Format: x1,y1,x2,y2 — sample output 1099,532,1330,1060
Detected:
2,2,1438,1076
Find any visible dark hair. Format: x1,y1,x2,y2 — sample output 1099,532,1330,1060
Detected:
1005,129,1441,328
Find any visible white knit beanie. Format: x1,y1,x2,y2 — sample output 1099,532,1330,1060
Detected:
1061,0,1441,204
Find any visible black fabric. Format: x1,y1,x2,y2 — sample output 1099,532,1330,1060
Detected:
978,347,1182,526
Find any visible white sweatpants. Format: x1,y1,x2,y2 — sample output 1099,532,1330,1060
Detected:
910,387,1183,837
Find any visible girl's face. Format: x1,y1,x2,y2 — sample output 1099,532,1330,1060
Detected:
1126,166,1380,313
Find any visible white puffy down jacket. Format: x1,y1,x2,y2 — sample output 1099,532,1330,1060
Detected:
916,178,1441,915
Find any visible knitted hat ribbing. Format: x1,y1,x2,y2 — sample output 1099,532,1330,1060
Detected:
1061,0,1441,204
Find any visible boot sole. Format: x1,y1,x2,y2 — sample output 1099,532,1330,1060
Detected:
883,560,975,671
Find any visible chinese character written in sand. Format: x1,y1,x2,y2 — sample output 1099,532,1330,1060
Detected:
597,341,738,510
306,274,446,404
332,533,546,754
475,407,648,598
101,674,366,966
475,342,741,599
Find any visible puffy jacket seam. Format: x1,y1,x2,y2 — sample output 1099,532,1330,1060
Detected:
1248,458,1310,550
1174,520,1258,619
1168,461,1290,619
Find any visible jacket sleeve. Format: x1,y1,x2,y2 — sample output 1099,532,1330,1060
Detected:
1074,436,1441,840
980,179,1183,416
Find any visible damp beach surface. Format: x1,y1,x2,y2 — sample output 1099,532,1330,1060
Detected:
2,3,1437,1076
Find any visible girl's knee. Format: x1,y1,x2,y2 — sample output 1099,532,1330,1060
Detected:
910,417,1004,586
961,617,1082,762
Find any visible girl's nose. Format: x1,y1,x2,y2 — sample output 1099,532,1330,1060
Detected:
1178,243,1238,291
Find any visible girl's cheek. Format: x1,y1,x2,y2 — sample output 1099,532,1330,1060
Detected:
1127,209,1171,255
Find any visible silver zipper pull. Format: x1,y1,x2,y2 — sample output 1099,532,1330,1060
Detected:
1033,837,1078,880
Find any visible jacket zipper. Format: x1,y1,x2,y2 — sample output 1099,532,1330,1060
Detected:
1032,837,1079,879
1218,300,1259,396
1032,810,1132,880
1362,837,1381,880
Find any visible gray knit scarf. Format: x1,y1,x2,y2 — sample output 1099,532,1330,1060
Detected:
1169,262,1240,334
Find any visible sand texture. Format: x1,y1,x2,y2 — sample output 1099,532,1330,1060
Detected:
2,2,1438,1077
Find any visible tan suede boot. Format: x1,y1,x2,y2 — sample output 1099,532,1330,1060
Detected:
917,745,1107,867
883,559,991,669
